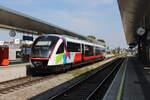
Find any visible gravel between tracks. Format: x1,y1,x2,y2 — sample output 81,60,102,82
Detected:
0,57,118,100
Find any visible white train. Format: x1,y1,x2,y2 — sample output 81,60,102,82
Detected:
26,34,105,75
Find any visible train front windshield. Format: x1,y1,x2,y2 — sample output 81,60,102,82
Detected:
32,36,59,58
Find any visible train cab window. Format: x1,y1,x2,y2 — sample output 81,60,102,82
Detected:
32,36,59,58
56,43,64,54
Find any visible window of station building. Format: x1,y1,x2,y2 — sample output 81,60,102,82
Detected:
56,42,64,54
85,45,94,57
67,42,81,52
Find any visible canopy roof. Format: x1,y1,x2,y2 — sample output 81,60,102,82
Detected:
118,0,150,45
0,6,87,40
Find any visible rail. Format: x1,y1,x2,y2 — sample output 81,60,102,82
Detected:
48,58,124,100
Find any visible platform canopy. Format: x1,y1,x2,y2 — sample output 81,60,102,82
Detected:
0,6,88,40
118,0,150,45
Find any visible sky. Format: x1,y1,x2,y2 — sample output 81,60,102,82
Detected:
0,0,128,49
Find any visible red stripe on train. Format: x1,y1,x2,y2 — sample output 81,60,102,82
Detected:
84,54,104,60
31,58,49,60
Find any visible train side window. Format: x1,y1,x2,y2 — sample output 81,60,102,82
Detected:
95,47,101,55
85,45,89,57
102,48,105,52
85,45,94,57
90,46,94,56
67,42,81,52
56,43,64,54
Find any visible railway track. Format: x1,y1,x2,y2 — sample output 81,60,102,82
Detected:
49,58,124,100
0,75,55,95
0,56,120,97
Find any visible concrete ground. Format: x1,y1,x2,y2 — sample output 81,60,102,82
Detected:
0,63,28,82
103,56,150,100
122,57,150,100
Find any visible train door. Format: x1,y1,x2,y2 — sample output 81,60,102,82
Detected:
55,42,65,65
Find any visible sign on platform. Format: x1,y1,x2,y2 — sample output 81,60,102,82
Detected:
23,36,33,41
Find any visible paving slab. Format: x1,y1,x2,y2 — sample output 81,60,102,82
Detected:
0,63,28,82
123,57,150,100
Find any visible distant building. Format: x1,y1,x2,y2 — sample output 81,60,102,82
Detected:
0,38,33,61
87,35,106,47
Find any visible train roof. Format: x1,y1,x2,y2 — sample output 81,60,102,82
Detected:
42,34,105,48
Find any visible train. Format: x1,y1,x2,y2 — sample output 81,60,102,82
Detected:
26,34,106,75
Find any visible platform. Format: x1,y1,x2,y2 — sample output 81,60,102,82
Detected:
122,57,150,100
0,63,28,82
104,56,150,100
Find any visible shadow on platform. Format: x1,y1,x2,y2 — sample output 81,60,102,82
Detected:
123,56,150,100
